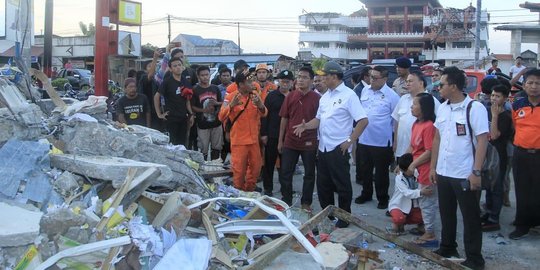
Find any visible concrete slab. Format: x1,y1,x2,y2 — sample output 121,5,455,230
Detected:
50,154,172,188
0,140,50,199
0,202,43,247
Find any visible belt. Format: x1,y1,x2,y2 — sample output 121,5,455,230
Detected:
515,146,540,154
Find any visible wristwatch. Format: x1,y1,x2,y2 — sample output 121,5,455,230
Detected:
346,138,352,143
472,170,481,177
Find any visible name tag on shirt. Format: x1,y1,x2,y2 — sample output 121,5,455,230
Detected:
176,87,181,95
456,123,466,136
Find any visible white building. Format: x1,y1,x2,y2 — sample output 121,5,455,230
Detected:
298,0,490,66
172,34,241,56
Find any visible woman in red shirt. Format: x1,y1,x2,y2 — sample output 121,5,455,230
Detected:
408,92,438,247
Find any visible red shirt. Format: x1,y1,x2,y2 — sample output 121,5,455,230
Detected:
410,120,435,185
279,90,320,151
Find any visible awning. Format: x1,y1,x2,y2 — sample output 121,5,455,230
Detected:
0,45,44,57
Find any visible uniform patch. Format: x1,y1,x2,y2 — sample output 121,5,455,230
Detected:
518,109,526,118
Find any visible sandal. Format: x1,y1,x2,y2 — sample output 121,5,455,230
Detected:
413,237,439,248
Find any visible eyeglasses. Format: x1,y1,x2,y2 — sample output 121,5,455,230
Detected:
370,75,383,80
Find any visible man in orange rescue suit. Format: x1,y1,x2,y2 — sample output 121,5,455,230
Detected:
509,68,540,240
219,72,268,191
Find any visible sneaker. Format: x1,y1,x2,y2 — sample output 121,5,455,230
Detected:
354,196,372,204
481,220,501,232
509,228,529,240
254,187,263,192
377,201,389,209
263,190,273,196
301,204,312,213
460,259,485,270
480,213,489,223
434,248,460,258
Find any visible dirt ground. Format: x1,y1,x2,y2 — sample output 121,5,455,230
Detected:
260,163,540,270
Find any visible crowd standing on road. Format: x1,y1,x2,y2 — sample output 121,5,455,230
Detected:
127,47,539,270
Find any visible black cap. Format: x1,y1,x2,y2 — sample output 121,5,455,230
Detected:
395,57,412,68
322,61,343,75
276,70,294,80
234,59,249,71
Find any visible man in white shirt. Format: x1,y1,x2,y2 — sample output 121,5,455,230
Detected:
509,56,527,83
354,66,400,210
392,71,441,164
430,66,488,270
293,61,368,228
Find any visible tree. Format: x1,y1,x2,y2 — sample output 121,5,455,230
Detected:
79,22,95,36
141,43,159,58
311,58,327,72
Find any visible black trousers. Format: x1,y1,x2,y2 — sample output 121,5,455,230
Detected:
437,175,484,265
357,143,393,203
513,148,540,229
167,119,188,146
279,147,317,206
262,137,280,193
317,147,352,213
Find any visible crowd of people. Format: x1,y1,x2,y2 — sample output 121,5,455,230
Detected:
116,46,539,270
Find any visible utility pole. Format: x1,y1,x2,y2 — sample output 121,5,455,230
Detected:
43,0,53,77
168,15,171,44
474,0,481,70
237,22,241,55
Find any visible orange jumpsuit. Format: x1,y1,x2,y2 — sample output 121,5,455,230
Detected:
219,90,268,191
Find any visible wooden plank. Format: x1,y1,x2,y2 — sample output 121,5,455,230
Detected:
29,68,66,110
243,205,333,270
120,167,161,208
330,207,465,270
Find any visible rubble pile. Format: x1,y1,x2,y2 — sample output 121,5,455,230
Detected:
0,76,457,270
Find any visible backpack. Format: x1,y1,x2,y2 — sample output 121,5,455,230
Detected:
466,101,500,191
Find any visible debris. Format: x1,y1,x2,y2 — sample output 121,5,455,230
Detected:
0,201,43,247
34,235,131,270
315,242,349,270
151,192,191,236
153,238,212,270
39,208,86,238
53,171,82,198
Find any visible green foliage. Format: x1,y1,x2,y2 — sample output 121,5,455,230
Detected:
311,58,327,73
51,78,68,89
141,43,159,58
79,22,95,36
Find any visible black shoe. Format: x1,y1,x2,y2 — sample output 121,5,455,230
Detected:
480,213,489,222
434,248,460,258
335,219,349,228
481,220,501,232
263,190,272,196
385,210,391,217
509,227,529,240
354,196,372,204
461,260,485,270
377,201,388,209
254,187,262,192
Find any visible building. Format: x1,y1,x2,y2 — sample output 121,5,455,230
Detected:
172,34,241,56
298,0,489,66
186,54,295,75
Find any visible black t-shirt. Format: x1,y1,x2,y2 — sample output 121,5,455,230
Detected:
116,94,149,126
159,76,192,121
490,110,512,165
261,89,286,139
138,75,157,112
192,84,222,129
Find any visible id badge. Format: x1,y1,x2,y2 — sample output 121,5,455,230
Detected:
176,87,181,95
456,123,466,136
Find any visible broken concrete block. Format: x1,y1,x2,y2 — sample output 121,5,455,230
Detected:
315,242,350,270
329,228,361,244
266,249,321,270
64,227,90,244
126,124,170,145
53,171,82,197
39,208,86,238
50,154,172,188
0,140,50,199
0,202,43,247
57,122,208,195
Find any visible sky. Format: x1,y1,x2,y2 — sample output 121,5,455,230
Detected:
32,0,539,57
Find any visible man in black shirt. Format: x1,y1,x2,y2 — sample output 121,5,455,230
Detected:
154,57,194,146
117,78,151,127
138,49,163,131
483,84,513,232
260,70,293,196
192,66,224,161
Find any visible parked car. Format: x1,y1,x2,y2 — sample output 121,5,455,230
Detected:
57,68,92,90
